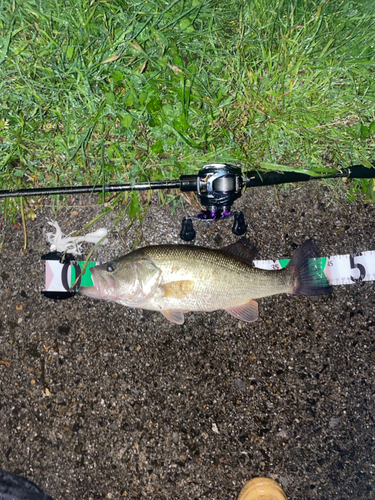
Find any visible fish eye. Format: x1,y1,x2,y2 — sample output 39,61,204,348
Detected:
106,263,116,273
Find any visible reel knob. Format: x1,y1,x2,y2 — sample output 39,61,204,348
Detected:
180,218,196,241
232,212,247,235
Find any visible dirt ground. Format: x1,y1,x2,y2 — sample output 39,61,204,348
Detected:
0,180,374,500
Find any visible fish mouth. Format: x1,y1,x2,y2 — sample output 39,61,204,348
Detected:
79,267,118,299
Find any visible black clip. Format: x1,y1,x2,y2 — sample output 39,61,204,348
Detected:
232,212,247,235
180,218,196,241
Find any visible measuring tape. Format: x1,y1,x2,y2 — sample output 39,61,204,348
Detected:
42,250,375,299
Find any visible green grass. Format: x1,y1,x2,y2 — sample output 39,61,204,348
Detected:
1,0,375,218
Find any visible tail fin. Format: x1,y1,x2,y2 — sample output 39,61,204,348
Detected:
288,239,333,296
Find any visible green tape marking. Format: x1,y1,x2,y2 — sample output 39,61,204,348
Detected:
309,257,330,287
278,257,330,287
71,261,97,288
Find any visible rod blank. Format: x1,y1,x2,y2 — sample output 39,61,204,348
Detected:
0,179,181,199
0,165,374,199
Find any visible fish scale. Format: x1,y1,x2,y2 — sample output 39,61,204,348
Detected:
137,246,293,310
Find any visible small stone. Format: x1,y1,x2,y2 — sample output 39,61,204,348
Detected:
58,325,70,335
329,417,340,428
235,379,245,390
276,429,288,439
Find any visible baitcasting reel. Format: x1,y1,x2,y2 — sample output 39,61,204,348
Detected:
179,163,247,241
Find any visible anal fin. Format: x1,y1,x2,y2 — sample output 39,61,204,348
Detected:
161,309,185,325
226,299,259,322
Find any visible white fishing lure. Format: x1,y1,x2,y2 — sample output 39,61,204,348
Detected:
46,220,108,255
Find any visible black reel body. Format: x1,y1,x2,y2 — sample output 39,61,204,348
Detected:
180,163,247,241
197,163,242,215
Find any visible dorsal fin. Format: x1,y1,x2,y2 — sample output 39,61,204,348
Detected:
221,237,258,264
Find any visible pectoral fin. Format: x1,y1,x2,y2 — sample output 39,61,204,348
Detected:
161,309,185,324
226,299,259,322
161,280,195,299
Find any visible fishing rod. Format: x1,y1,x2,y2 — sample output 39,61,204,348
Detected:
1,163,374,240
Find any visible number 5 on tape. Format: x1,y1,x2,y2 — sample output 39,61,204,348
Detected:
325,251,374,285
349,253,366,282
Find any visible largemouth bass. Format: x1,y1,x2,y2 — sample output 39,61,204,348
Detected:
80,238,332,324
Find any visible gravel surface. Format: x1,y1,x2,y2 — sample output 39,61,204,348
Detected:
0,181,374,499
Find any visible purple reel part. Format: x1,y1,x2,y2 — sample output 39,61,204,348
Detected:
196,209,232,221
